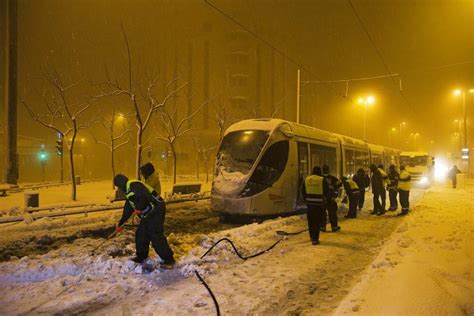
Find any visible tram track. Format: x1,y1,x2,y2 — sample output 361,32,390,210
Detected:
0,198,240,262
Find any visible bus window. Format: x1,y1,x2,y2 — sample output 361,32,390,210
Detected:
310,144,337,174
242,141,289,197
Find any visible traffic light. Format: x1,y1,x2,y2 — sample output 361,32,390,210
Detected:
55,138,63,156
38,145,48,162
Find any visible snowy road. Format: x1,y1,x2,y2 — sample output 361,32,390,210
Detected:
0,180,472,315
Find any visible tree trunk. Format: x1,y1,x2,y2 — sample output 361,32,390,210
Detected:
171,144,177,184
69,134,77,201
205,154,209,184
111,147,116,189
196,150,200,180
135,127,142,179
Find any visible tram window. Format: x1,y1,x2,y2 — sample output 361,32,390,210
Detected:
242,140,289,196
216,130,269,175
297,142,309,203
298,142,309,179
345,149,355,176
310,144,337,174
355,151,368,171
371,154,382,166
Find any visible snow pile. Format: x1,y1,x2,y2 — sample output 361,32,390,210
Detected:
212,168,248,196
177,215,303,277
336,182,474,315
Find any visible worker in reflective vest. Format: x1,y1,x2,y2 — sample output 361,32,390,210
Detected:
377,164,389,214
322,164,342,232
342,176,360,218
398,166,411,216
302,166,328,245
114,174,175,268
140,162,162,197
387,164,399,211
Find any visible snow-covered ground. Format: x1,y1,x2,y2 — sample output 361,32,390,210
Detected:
336,176,474,315
0,177,472,315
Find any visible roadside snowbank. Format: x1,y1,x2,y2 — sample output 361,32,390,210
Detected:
335,181,474,315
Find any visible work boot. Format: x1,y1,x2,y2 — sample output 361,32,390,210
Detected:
377,210,386,216
320,226,326,232
331,226,341,232
159,258,176,269
312,240,320,245
370,210,377,215
131,256,145,264
398,210,409,216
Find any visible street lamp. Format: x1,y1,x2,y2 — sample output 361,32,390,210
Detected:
453,88,474,148
399,121,406,148
410,132,419,150
357,95,375,140
388,127,396,147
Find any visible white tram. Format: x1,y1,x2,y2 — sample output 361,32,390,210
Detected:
211,119,401,218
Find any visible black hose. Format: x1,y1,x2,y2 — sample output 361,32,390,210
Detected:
200,237,283,261
194,270,221,316
276,228,308,236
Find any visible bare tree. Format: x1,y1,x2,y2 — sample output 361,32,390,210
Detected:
21,68,96,200
152,102,203,184
100,25,187,178
92,108,131,188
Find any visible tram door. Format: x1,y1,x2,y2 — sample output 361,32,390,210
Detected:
297,142,309,206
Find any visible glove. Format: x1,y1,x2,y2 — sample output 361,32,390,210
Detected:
132,209,142,215
115,225,124,233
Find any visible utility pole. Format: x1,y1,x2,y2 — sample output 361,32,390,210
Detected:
296,69,300,124
4,0,18,185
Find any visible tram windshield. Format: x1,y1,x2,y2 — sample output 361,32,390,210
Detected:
216,130,269,175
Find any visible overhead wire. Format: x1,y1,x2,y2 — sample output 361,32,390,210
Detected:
346,0,418,117
203,0,359,106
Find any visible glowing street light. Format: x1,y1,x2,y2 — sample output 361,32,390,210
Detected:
453,88,474,148
388,127,397,147
410,132,420,150
357,95,375,140
399,121,406,148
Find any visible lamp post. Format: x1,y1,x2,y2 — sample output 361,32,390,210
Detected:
399,121,406,148
410,132,419,150
357,95,375,140
388,127,396,147
453,89,474,148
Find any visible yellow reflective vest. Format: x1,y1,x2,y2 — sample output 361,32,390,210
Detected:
125,179,154,209
378,168,390,186
398,170,411,191
346,179,360,195
304,175,324,204
145,173,161,197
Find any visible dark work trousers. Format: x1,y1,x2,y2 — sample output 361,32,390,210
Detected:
323,199,339,229
358,189,365,210
373,191,383,212
347,194,359,217
399,190,410,213
380,189,386,211
452,177,457,189
135,203,174,262
388,189,398,210
306,204,324,242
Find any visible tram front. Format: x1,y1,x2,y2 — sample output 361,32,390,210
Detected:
211,120,294,218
